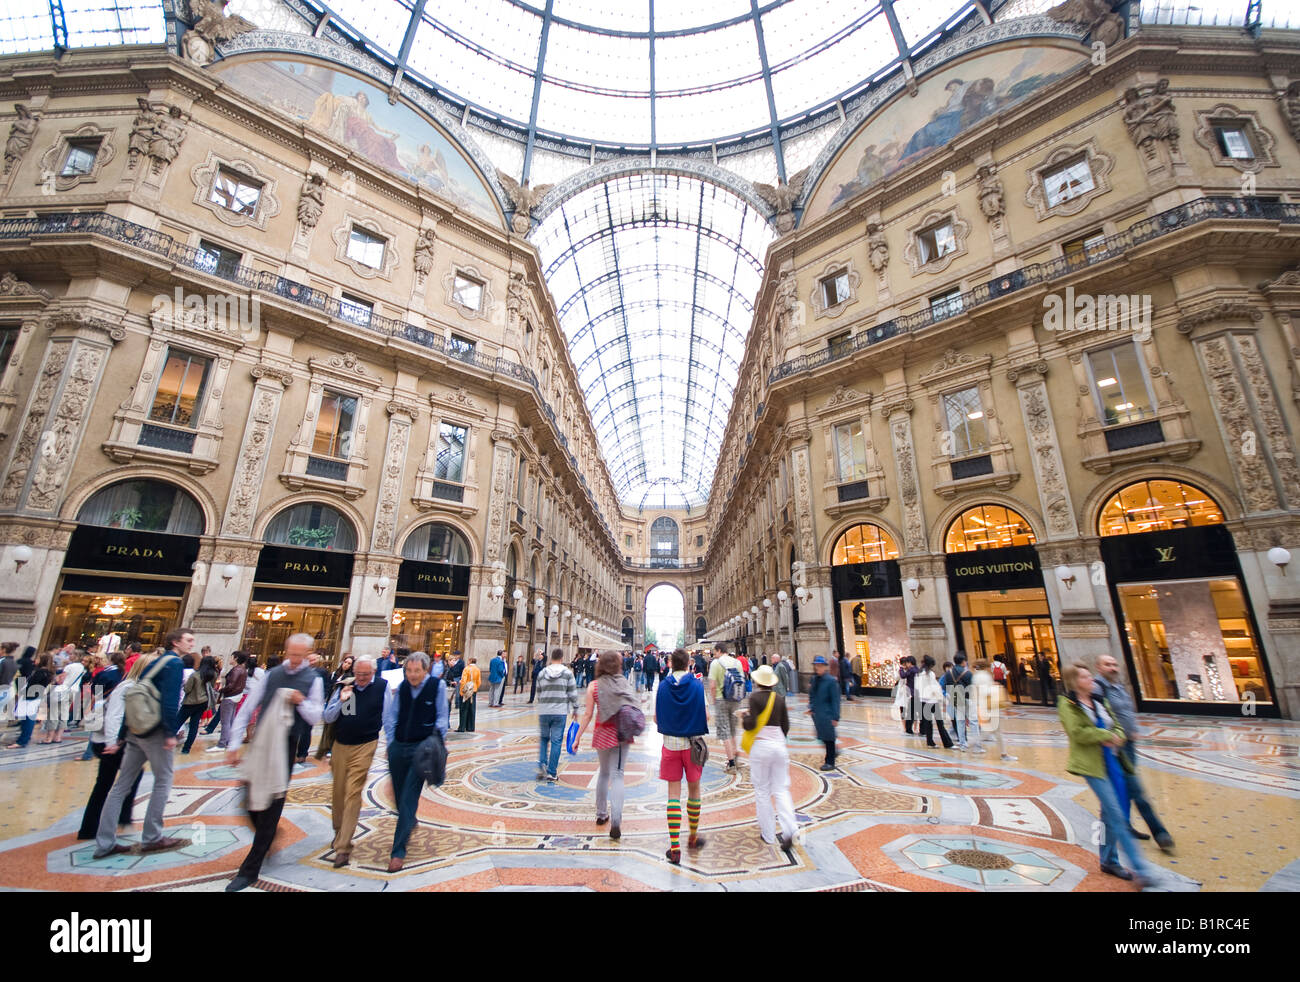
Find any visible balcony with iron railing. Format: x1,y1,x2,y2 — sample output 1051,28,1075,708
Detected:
767,196,1300,385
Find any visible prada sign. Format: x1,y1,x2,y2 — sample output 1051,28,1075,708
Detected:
255,545,354,589
831,560,901,599
66,526,200,578
1099,524,1238,582
397,560,470,597
946,546,1043,590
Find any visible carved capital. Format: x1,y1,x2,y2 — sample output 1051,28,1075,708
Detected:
385,399,420,420
1007,360,1049,383
1176,301,1263,335
250,364,294,387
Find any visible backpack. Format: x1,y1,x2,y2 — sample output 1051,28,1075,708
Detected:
124,655,175,736
993,662,1006,682
614,703,646,743
722,659,746,702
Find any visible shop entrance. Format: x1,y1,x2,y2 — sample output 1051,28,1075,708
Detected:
390,607,464,658
242,601,343,664
44,591,182,653
956,589,1059,706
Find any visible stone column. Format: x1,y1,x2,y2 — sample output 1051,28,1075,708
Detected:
346,555,402,660
186,539,261,655
466,432,516,666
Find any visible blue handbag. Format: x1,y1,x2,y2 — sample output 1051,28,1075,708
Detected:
564,719,580,755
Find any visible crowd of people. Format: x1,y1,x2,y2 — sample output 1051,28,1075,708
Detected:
0,632,1174,889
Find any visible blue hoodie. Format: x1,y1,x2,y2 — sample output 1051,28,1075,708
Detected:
655,671,708,738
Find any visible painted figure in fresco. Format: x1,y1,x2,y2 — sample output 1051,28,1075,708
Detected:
409,143,450,190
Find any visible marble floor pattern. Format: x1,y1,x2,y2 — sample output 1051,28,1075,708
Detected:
0,692,1296,893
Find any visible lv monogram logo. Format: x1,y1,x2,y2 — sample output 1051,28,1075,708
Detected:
1155,546,1175,563
859,574,873,587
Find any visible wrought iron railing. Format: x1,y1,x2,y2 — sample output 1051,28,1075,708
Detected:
138,423,196,454
768,196,1300,384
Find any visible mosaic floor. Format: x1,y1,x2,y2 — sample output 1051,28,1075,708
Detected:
1,692,1296,893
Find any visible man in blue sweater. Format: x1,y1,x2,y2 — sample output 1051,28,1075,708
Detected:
656,648,709,865
92,627,190,860
488,649,507,707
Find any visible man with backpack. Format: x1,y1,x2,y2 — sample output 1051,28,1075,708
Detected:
942,653,978,752
707,643,745,772
92,627,191,860
641,648,658,694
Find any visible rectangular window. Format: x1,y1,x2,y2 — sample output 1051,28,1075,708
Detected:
209,168,261,216
834,420,869,481
1063,229,1106,264
625,534,633,549
339,293,373,327
1042,156,1095,208
60,138,101,177
516,458,528,502
1213,125,1254,160
696,534,704,548
346,226,386,268
1088,343,1154,426
447,334,476,360
435,422,468,482
943,386,988,457
196,239,243,279
313,391,358,458
452,273,484,311
916,220,956,264
930,288,964,319
696,585,704,609
779,457,789,501
625,585,632,608
148,349,211,429
821,270,851,307
0,324,18,373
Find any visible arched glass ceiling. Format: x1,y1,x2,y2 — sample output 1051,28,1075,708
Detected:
532,172,774,511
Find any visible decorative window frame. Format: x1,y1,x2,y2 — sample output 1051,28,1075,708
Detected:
331,214,399,280
1192,104,1279,173
444,265,495,321
817,387,889,518
1024,140,1114,222
0,274,52,443
916,348,1019,497
37,123,116,192
902,207,970,276
278,352,379,499
190,151,280,231
811,260,861,320
102,305,245,474
413,387,487,516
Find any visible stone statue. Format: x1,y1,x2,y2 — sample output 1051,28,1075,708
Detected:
1047,0,1124,47
976,164,1005,220
496,170,554,235
506,270,529,322
413,227,436,278
183,0,257,67
1122,80,1179,157
297,172,325,230
867,223,889,273
4,104,38,175
754,167,809,234
1282,81,1300,144
128,99,188,173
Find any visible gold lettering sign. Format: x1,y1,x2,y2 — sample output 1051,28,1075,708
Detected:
104,545,165,559
1155,546,1175,563
416,573,453,586
953,561,1035,577
859,574,873,587
283,561,329,573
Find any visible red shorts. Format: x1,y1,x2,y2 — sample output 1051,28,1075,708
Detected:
659,746,703,783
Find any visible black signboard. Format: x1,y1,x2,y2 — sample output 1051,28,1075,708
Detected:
1099,523,1239,582
831,560,902,599
397,560,470,597
65,526,200,578
255,545,354,589
946,545,1043,591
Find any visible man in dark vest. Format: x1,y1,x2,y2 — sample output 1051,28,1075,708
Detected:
321,655,386,868
223,633,324,891
382,650,448,872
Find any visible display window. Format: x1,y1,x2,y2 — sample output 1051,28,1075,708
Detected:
242,602,343,664
957,588,1059,706
390,608,464,658
44,593,182,652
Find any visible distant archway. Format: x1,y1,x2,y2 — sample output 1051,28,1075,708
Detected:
645,583,684,650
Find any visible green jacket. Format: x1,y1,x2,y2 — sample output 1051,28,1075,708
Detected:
1056,694,1133,779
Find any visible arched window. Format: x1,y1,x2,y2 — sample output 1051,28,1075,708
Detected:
695,616,707,637
1098,480,1224,536
945,504,1036,553
401,522,470,564
831,523,899,564
506,545,518,580
529,557,539,587
77,479,205,535
264,502,357,551
650,516,678,563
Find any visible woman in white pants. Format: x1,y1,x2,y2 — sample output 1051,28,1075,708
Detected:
972,659,1017,762
741,665,797,852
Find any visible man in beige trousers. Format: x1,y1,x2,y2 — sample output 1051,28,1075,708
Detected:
321,656,387,868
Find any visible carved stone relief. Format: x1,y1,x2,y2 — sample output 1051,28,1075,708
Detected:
1018,379,1078,538
888,409,927,554
1195,335,1282,514
4,104,38,175
0,340,70,509
371,415,411,554
222,380,284,535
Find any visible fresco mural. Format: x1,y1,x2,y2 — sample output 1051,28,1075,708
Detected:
215,58,501,226
803,44,1088,223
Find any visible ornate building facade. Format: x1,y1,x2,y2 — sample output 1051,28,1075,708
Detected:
701,24,1300,718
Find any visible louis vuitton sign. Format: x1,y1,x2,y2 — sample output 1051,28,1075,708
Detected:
397,560,470,597
830,560,901,599
255,545,354,589
945,546,1043,590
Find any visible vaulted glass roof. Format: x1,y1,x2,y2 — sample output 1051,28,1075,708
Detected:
532,172,774,510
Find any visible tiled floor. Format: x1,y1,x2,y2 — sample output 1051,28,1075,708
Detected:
0,692,1295,892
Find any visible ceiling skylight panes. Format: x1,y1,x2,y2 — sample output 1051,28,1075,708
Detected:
653,0,755,32
767,5,897,118
552,0,650,32
896,0,973,45
533,172,773,510
326,0,411,54
408,17,536,122
0,2,56,54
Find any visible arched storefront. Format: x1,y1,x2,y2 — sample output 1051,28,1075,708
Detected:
944,504,1060,705
1097,479,1277,714
243,502,357,665
391,521,472,657
828,522,905,691
45,479,205,652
